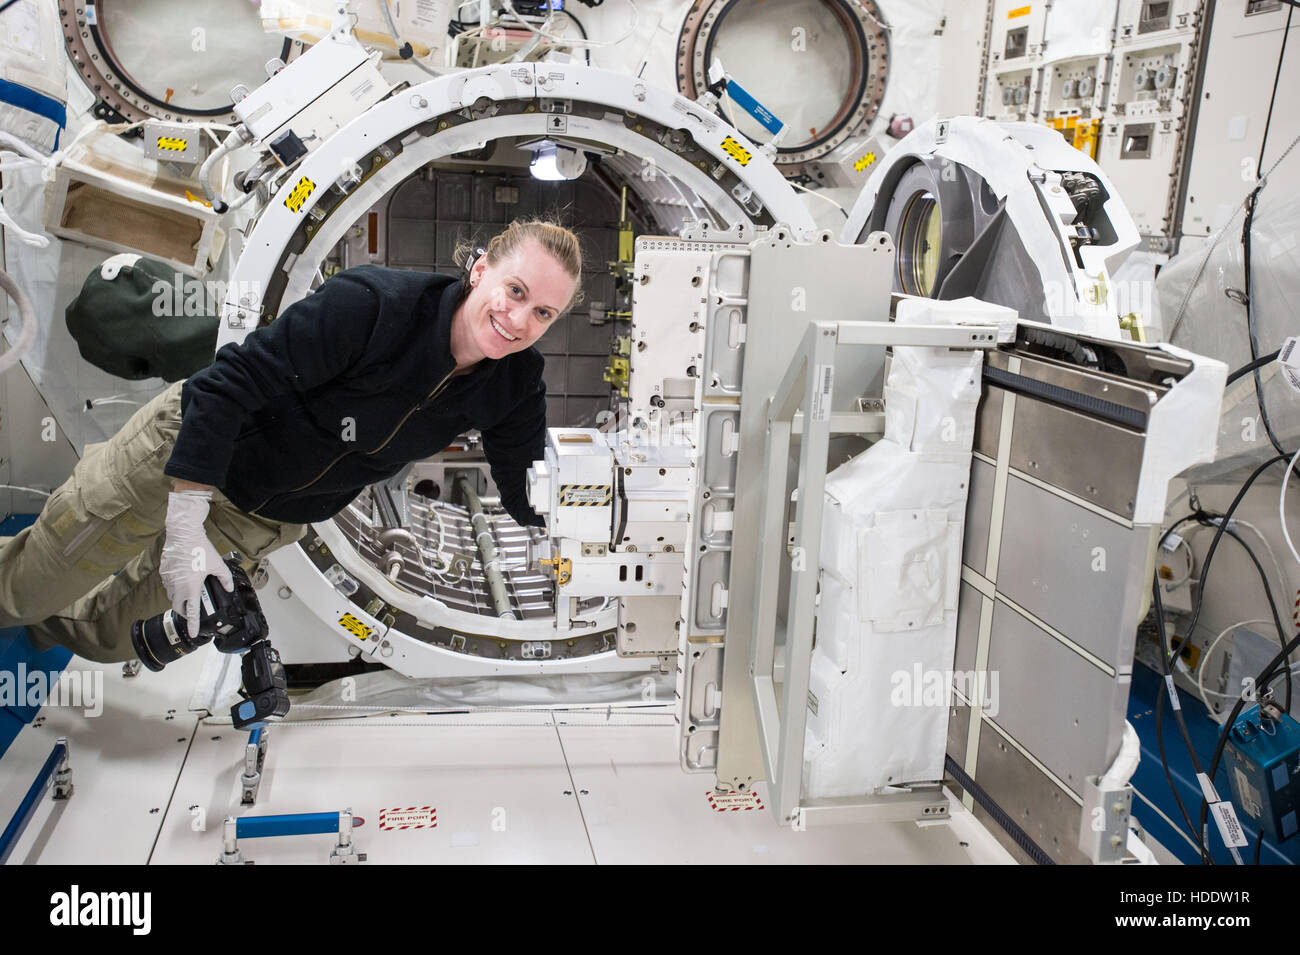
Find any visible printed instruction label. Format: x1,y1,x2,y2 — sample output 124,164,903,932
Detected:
707,790,765,812
1210,801,1249,848
1233,767,1263,819
1279,336,1300,395
811,364,834,422
379,806,438,830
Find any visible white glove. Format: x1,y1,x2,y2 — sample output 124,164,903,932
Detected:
160,490,234,638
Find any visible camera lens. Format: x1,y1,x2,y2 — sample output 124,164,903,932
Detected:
130,608,209,672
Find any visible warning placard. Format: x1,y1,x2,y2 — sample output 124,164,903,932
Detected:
559,484,612,506
379,806,438,830
707,790,764,812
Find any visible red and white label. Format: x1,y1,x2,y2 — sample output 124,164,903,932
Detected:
707,790,764,812
379,806,438,830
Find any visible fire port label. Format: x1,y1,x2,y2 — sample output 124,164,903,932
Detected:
338,612,373,642
379,806,438,830
560,484,612,506
707,790,764,812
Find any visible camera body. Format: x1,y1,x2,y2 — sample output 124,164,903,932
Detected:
131,555,289,729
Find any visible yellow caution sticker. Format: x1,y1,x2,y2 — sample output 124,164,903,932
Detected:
720,135,753,167
156,135,190,152
559,484,612,506
1008,5,1031,18
338,612,373,642
285,176,316,213
854,150,878,173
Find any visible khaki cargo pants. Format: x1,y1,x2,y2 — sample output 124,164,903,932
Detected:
0,380,306,662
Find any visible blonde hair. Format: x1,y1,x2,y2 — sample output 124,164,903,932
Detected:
455,218,585,313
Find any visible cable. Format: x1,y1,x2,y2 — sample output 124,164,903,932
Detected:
1225,350,1279,387
1282,445,1300,567
1195,619,1275,707
1198,626,1300,862
788,179,849,219
378,0,444,76
1157,532,1196,588
1152,576,1214,860
1214,516,1292,622
1212,523,1292,708
1163,127,1300,345
1154,458,1296,861
0,267,37,375
0,484,51,498
556,8,592,65
1180,456,1288,653
1257,2,1293,182
499,0,640,48
1240,4,1296,460
1253,830,1264,865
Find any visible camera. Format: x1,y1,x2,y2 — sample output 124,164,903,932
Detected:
130,554,290,729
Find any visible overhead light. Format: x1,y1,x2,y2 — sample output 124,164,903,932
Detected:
529,141,587,181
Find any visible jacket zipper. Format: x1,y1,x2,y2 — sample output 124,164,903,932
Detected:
249,368,458,517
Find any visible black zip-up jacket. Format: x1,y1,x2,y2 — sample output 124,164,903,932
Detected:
163,265,547,527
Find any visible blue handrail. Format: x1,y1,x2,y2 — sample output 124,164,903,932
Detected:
0,740,67,865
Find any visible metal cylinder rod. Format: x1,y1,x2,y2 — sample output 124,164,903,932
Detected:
455,473,515,619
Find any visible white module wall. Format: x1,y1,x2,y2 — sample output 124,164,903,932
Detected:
1177,0,1300,241
983,0,1049,121
1098,0,1205,244
1040,56,1109,121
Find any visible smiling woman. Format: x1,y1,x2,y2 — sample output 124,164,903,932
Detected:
0,217,587,664
449,219,585,369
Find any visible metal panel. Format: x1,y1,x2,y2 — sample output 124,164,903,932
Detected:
388,217,437,267
680,644,724,771
967,721,1093,864
996,474,1150,668
436,174,473,220
963,456,996,577
1007,398,1146,518
618,595,680,657
955,582,983,677
985,599,1121,796
974,384,1004,458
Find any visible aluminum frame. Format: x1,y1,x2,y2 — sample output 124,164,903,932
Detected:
748,319,1001,826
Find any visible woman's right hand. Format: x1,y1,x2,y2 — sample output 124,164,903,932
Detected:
160,489,233,637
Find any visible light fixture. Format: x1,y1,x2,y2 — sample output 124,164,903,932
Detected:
528,141,587,181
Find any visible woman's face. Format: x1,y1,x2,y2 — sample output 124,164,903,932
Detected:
460,239,576,362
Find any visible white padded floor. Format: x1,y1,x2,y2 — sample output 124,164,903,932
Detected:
1,654,1013,865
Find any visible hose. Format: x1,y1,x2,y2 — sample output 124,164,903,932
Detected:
200,126,253,213
0,268,38,376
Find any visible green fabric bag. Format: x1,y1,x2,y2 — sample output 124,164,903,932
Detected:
65,254,218,381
